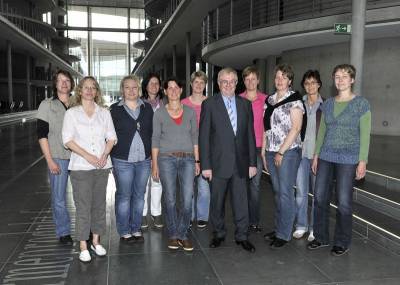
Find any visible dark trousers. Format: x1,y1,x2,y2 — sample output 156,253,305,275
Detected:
313,159,357,248
210,165,249,241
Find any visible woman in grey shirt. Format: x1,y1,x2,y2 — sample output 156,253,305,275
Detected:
37,70,74,245
152,77,199,252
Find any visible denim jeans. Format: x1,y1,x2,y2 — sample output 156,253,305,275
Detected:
112,158,151,236
295,157,316,231
158,155,195,240
192,174,210,221
248,152,263,225
313,159,356,248
49,158,71,237
267,148,301,241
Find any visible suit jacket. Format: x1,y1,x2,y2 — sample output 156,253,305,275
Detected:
199,93,257,178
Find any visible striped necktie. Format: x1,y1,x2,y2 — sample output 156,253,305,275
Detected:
227,98,236,135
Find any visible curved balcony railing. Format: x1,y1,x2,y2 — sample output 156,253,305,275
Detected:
202,0,400,48
0,11,57,47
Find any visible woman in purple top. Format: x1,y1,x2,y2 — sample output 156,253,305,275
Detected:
141,73,165,229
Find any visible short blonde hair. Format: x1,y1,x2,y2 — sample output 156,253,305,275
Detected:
70,76,105,107
190,70,208,84
120,75,141,98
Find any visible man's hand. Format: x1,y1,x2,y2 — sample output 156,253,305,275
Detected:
249,166,257,178
202,169,212,181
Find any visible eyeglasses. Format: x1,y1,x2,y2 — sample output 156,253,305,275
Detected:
219,80,237,86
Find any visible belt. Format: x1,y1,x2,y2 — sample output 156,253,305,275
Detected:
161,152,194,158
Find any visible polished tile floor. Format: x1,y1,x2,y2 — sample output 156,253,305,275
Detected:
0,121,400,284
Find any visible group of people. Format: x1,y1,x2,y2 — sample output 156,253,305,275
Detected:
37,62,370,263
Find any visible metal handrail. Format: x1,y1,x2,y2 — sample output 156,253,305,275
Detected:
202,0,400,48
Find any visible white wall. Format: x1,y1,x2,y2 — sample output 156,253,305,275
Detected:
279,37,400,136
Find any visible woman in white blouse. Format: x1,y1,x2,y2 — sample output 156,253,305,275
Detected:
62,76,117,263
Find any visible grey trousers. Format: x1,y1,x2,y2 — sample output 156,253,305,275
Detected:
70,169,109,241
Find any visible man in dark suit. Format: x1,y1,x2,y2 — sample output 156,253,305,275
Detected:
199,67,257,252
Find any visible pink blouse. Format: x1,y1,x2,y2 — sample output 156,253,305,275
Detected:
181,97,203,128
239,91,267,148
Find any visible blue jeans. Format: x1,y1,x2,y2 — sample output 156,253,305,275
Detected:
248,152,263,225
49,159,71,237
112,158,151,236
192,174,210,221
267,148,301,241
313,159,356,248
295,157,316,231
158,155,195,240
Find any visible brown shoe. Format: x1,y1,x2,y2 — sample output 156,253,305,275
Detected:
168,239,179,250
178,239,194,251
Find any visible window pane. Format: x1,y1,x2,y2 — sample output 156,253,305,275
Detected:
67,5,87,27
130,32,145,71
130,8,145,29
91,7,127,29
91,31,128,103
68,30,89,75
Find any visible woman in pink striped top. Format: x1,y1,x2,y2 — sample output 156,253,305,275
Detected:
181,71,210,228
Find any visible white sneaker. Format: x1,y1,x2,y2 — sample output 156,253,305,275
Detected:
79,250,91,263
292,229,307,239
90,244,107,257
307,231,315,242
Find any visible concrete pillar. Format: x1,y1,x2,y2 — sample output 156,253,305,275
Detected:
350,0,366,95
255,59,267,93
7,40,13,103
26,55,31,110
206,62,213,97
163,54,168,80
185,32,191,97
266,55,277,94
172,44,177,76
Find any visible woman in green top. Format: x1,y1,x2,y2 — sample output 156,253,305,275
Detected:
308,64,371,256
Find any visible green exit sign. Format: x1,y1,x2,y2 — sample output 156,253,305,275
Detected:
334,23,351,34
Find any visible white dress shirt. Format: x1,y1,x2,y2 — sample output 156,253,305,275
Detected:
62,104,117,171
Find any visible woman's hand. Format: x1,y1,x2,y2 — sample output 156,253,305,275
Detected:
311,155,319,175
152,163,159,182
98,153,108,169
356,161,367,180
274,153,283,167
85,153,100,168
195,162,200,176
47,159,61,175
261,151,268,172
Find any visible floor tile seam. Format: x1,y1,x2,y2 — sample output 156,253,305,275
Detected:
0,156,44,193
287,242,334,283
190,229,224,285
107,247,203,257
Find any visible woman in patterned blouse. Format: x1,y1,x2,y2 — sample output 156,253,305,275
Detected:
261,63,305,248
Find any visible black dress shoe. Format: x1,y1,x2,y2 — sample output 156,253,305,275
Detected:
270,237,287,249
59,235,73,245
209,237,225,248
263,231,276,241
236,240,255,252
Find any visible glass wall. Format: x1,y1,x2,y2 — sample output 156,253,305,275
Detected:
91,7,128,29
67,5,145,103
68,30,89,75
